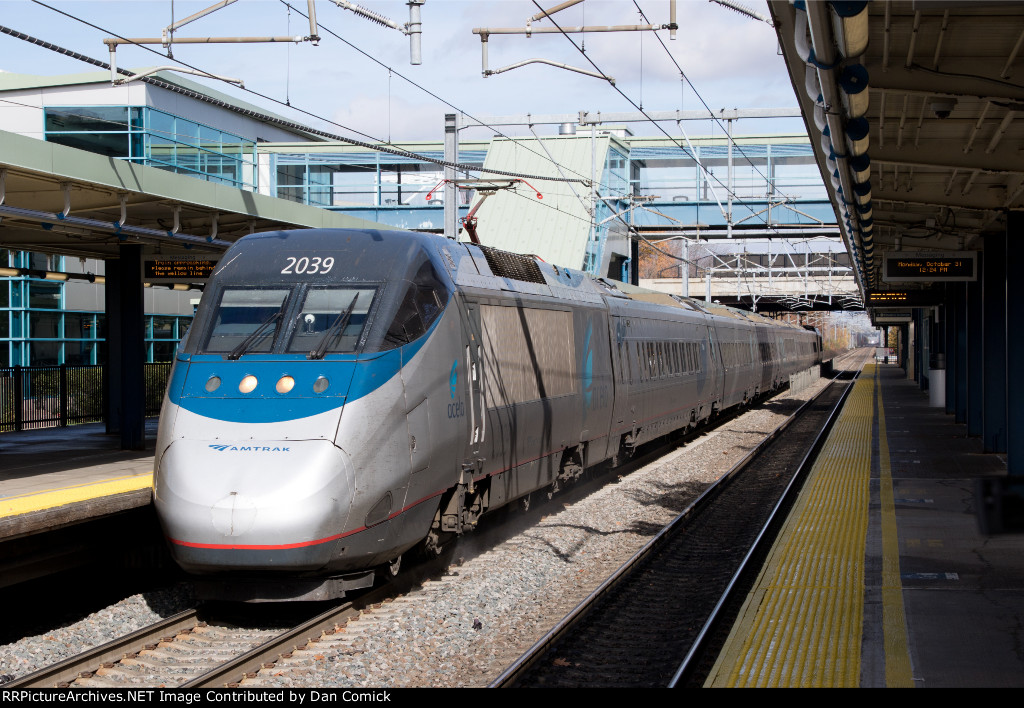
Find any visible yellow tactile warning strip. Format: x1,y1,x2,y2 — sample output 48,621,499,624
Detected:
876,370,915,687
705,367,877,687
0,473,153,519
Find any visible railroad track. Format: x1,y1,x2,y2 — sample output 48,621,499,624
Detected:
7,354,868,689
490,352,869,688
4,563,445,689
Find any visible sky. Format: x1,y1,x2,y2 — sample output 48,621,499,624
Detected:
0,0,807,142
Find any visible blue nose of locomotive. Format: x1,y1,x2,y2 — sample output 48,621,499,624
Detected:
167,357,354,427
156,356,359,571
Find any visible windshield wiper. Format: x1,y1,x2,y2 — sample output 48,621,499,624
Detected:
309,294,359,360
227,308,284,360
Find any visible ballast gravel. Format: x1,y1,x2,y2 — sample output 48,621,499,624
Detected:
0,584,195,682
0,377,829,688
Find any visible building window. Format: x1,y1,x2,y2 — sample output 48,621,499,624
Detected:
44,106,257,192
30,341,60,366
29,282,61,309
271,152,483,209
44,106,143,159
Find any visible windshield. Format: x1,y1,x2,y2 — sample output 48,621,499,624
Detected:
287,287,375,355
195,285,378,357
201,288,289,354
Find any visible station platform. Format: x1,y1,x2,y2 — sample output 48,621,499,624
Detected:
0,421,156,540
706,363,1021,688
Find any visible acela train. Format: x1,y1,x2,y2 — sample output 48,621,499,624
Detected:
154,228,821,600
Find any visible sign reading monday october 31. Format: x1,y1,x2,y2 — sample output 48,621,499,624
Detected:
882,251,976,283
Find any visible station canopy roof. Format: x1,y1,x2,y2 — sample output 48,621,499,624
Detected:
0,129,381,260
769,0,1024,303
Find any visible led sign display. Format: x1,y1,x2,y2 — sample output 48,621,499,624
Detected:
145,258,218,282
865,290,942,307
882,251,976,282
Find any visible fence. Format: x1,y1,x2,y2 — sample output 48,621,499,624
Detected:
0,363,171,432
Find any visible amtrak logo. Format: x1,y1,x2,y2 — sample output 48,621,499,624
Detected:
208,444,291,452
450,360,458,399
582,321,594,409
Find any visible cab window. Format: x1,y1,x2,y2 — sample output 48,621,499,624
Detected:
381,261,448,349
286,287,377,354
201,288,289,354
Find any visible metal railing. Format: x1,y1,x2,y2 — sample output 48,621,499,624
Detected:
0,363,171,432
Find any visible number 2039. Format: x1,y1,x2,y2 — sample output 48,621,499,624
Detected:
281,256,335,275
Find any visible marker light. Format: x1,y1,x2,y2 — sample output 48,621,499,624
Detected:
276,375,295,394
205,376,221,392
313,376,330,393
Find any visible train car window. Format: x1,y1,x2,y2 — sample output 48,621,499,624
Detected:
202,288,290,354
287,287,376,354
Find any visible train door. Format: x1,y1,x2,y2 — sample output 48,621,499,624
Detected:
578,307,614,465
609,314,632,449
705,324,725,415
458,301,486,462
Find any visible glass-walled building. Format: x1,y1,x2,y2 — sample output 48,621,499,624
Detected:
261,142,489,232
0,68,837,367
0,249,194,368
259,133,830,280
0,70,319,369
43,106,258,191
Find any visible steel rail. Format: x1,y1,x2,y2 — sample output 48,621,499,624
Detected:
184,555,454,687
5,609,201,688
181,602,362,688
668,365,860,686
489,357,861,687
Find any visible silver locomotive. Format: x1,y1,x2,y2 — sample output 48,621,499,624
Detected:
154,228,821,600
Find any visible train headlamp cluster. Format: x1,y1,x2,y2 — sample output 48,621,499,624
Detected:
204,374,330,394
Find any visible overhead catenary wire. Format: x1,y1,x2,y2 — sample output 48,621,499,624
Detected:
630,1,792,205
10,3,591,186
277,0,593,185
529,0,798,227
9,1,818,250
529,0,762,223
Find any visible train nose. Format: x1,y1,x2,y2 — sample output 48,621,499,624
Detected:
154,439,355,572
210,492,258,536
